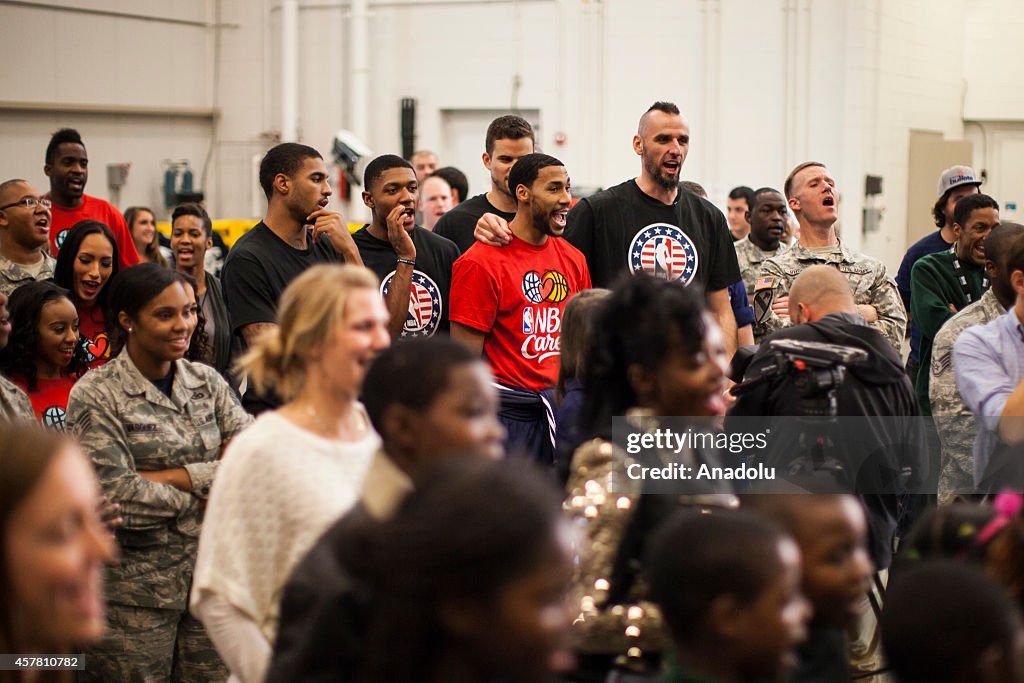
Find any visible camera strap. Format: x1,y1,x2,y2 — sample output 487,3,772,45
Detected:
950,246,987,305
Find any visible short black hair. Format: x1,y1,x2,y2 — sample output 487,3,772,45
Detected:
681,181,707,198
507,153,564,204
645,101,680,116
750,186,785,212
647,510,790,643
881,560,1022,683
986,223,1024,267
362,338,481,439
171,202,213,238
258,142,322,199
728,186,755,207
953,192,998,230
363,154,415,194
45,128,84,166
485,115,535,156
431,167,469,203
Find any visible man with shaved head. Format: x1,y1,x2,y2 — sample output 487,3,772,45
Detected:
732,264,924,570
752,162,906,352
0,178,56,296
474,102,741,358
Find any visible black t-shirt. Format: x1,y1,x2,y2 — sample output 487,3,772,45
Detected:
352,225,459,337
221,221,346,336
433,193,516,254
565,180,740,291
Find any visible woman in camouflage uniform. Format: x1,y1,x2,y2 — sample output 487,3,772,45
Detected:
68,263,251,682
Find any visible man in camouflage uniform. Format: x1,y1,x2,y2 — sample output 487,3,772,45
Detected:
752,162,906,351
734,187,788,303
0,179,56,297
67,347,252,682
930,223,1023,503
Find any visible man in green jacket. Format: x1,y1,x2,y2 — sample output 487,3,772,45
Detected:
910,192,999,414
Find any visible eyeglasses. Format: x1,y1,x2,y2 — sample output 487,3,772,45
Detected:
0,197,52,211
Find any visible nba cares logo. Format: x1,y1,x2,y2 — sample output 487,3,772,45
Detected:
628,223,698,285
381,269,443,338
521,269,570,304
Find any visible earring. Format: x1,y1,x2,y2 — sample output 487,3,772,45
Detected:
128,327,133,333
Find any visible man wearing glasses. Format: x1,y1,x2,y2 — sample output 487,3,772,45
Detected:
0,179,55,296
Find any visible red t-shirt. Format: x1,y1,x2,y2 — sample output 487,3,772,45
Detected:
78,304,112,369
15,376,76,430
451,235,591,392
48,194,140,270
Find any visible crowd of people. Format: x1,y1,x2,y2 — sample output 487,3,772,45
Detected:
2,102,1024,683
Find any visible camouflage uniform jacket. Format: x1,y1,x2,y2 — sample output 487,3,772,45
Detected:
752,241,906,351
929,289,1006,503
734,236,785,303
0,375,33,423
0,253,56,297
66,353,252,610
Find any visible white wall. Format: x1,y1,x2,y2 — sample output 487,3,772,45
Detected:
0,0,216,217
3,0,1024,262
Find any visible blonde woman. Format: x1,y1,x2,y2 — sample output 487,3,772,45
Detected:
191,264,389,683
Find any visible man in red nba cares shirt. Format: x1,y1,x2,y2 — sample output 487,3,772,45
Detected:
450,153,591,465
44,128,139,269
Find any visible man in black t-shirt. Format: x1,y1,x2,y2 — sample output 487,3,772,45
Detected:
353,155,459,339
433,115,535,253
221,142,362,411
476,101,741,356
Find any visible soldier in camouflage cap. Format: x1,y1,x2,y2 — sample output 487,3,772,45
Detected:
930,223,1023,503
752,162,906,351
0,179,56,297
734,187,788,303
68,264,252,682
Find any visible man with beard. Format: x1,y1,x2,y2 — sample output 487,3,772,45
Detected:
735,187,788,303
474,102,740,358
450,153,590,465
221,142,362,412
910,193,999,415
352,155,459,339
930,223,1023,501
43,128,139,268
753,162,906,351
433,115,535,253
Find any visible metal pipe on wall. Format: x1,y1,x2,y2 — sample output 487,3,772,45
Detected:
281,0,299,141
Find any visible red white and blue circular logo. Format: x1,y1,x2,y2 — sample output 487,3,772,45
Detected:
381,269,443,338
628,223,698,285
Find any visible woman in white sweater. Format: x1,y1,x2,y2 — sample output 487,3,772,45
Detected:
191,264,390,683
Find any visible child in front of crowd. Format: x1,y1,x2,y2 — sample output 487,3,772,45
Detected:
745,494,875,683
646,509,811,683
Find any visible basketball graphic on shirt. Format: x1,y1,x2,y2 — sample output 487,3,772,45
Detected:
43,405,66,430
381,269,443,338
541,270,569,303
628,223,698,285
522,270,570,304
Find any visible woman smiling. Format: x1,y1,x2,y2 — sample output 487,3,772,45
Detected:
67,263,251,681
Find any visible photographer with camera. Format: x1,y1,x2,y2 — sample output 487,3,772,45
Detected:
731,265,927,680
730,265,926,569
